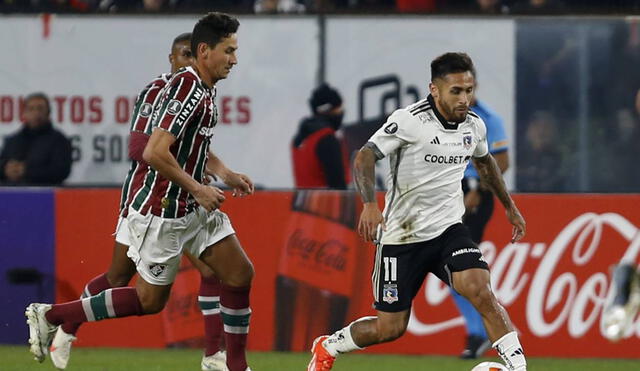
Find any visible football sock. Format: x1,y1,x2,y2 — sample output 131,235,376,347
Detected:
220,284,251,371
46,287,143,326
322,317,369,357
493,331,527,371
199,276,223,357
61,272,113,335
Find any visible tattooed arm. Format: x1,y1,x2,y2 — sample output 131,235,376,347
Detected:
354,143,385,242
473,154,526,242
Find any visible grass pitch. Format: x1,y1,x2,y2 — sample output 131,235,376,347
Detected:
2,345,639,370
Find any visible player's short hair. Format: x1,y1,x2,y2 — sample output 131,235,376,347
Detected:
431,52,476,81
172,32,192,49
191,12,239,57
24,92,51,115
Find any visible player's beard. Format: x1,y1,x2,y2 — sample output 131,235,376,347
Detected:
452,107,468,123
442,101,467,123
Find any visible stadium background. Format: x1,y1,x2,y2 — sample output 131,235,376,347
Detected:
1,2,640,368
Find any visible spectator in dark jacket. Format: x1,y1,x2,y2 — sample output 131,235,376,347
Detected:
291,83,349,189
0,92,72,185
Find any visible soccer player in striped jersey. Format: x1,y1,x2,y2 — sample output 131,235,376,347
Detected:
308,53,527,371
45,33,229,371
27,13,254,371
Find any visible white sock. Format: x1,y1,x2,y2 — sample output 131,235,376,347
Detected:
493,331,527,371
322,316,373,357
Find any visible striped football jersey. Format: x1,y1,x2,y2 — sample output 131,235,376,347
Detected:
119,73,172,215
129,66,218,218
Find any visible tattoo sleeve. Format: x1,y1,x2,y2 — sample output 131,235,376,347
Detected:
473,154,514,210
354,143,381,203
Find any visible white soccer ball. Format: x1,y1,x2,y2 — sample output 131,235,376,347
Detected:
470,361,508,371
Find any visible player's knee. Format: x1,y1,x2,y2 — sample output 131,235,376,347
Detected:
199,270,216,280
461,282,494,312
223,260,254,288
137,289,169,314
139,296,167,314
196,265,216,279
377,320,407,343
106,271,132,287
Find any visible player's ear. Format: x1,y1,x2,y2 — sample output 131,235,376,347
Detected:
197,42,209,59
429,82,438,98
168,53,174,65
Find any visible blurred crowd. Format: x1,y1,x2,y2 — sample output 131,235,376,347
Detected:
1,0,639,14
2,2,639,193
516,19,640,192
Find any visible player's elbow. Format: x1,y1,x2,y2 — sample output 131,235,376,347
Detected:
142,143,158,167
354,148,374,173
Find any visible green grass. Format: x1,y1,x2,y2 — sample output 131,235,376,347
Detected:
2,345,639,370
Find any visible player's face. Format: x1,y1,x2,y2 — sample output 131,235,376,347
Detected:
169,41,193,73
203,34,238,83
23,97,49,128
430,71,475,123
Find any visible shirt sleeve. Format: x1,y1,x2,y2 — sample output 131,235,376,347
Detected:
473,118,489,158
152,76,205,139
130,79,165,134
368,109,420,158
486,114,508,154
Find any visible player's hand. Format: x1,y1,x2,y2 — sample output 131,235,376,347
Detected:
358,202,385,243
223,172,254,197
193,185,226,212
464,190,481,214
506,206,526,243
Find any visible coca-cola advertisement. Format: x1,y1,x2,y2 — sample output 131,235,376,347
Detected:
53,190,640,357
365,194,640,357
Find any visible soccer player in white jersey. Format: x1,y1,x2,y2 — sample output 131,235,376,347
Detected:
26,13,254,371
308,53,527,371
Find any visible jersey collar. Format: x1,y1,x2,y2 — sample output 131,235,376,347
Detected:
427,94,461,131
185,65,215,91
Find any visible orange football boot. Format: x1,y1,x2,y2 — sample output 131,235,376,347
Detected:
307,336,336,371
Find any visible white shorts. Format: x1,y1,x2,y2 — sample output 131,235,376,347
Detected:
114,216,131,246
122,207,235,285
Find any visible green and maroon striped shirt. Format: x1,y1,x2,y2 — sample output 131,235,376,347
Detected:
129,66,218,218
119,73,172,216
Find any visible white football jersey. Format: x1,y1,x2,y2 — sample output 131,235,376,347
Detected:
368,95,488,245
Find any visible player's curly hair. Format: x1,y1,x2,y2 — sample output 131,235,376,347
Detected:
431,52,476,81
191,12,239,57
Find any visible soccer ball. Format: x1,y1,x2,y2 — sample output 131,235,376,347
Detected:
470,361,508,371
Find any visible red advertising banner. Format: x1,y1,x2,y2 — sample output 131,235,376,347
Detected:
55,189,165,348
161,257,203,347
279,212,358,296
368,194,640,357
54,190,640,358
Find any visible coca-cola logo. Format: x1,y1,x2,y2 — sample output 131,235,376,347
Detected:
408,213,640,340
286,228,349,272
